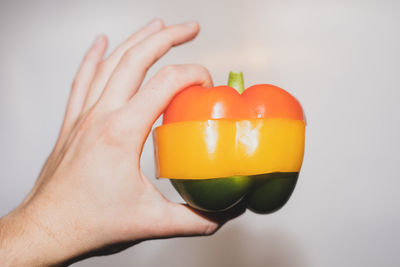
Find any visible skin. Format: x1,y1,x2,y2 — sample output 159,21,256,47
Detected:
0,19,243,266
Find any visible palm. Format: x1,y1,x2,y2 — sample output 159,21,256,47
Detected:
12,20,249,265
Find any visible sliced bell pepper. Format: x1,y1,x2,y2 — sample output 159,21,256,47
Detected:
153,72,306,213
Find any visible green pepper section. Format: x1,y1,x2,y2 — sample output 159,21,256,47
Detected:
171,172,298,213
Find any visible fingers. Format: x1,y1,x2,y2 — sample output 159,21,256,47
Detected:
99,22,200,110
81,19,165,112
121,64,212,143
151,197,247,238
62,35,107,134
161,203,219,237
106,19,165,64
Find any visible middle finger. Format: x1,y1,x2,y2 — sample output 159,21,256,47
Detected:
81,19,165,113
98,21,200,110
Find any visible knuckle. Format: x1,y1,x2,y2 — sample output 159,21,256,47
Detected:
97,61,107,71
194,64,211,77
83,51,96,62
125,46,138,59
193,63,207,72
121,46,144,66
96,61,110,75
79,111,127,148
162,31,175,46
191,64,212,86
83,48,102,64
199,64,210,75
100,113,126,142
160,65,181,80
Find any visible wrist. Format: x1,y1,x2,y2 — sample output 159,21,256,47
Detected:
0,200,82,266
0,207,53,266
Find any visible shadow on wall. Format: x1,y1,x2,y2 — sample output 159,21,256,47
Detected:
146,222,307,267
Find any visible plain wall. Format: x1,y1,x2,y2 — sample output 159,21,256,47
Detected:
1,0,399,266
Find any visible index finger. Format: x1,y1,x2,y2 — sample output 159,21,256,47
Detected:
99,22,200,109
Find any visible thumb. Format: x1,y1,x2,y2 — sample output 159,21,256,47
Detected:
160,202,220,237
120,64,213,143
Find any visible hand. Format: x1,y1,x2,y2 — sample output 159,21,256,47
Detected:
0,19,243,266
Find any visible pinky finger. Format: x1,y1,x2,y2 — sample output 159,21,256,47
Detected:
62,35,107,134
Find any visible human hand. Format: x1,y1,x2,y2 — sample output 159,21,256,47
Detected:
0,19,243,266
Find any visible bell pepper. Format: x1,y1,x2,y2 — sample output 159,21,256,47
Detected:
153,72,306,213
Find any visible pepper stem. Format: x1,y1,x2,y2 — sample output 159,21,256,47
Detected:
228,71,245,94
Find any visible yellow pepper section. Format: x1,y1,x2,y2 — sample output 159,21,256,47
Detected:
153,118,305,179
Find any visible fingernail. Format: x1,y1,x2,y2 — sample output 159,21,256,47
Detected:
93,35,103,45
185,21,198,30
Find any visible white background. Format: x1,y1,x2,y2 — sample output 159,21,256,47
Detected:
1,0,399,266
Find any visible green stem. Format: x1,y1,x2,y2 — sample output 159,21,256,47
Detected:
228,71,245,94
